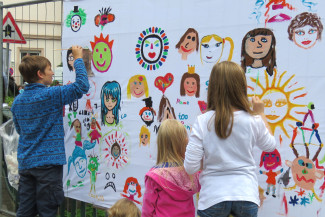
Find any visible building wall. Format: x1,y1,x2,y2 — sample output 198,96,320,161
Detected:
2,0,62,85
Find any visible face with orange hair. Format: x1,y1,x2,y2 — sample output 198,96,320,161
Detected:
123,177,142,198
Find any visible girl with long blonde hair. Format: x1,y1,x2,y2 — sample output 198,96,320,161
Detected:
184,61,277,217
142,119,200,217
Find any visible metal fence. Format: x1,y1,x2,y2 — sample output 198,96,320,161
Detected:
0,0,106,216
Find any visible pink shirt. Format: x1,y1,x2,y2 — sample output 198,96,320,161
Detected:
142,166,200,217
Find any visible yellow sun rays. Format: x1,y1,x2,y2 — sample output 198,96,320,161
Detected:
248,69,306,138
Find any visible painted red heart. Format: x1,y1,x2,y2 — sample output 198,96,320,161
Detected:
154,73,174,94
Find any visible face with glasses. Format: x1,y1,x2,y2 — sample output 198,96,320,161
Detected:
178,32,197,58
68,52,75,71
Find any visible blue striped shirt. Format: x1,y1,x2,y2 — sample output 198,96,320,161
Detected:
12,58,89,170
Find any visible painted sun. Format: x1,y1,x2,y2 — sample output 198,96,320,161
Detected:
103,131,128,169
248,69,307,138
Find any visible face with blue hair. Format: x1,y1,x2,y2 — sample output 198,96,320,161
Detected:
101,81,121,125
74,156,87,178
68,146,87,178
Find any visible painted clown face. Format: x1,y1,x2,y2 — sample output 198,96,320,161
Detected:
71,15,81,32
74,156,87,178
201,37,223,63
262,151,281,170
127,181,138,196
140,133,149,146
130,78,145,98
262,91,288,124
179,32,197,55
141,35,162,63
92,42,112,72
184,77,197,97
141,110,154,122
290,156,320,190
245,35,272,59
293,25,319,49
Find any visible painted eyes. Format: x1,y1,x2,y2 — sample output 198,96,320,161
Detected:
202,44,209,48
298,159,313,169
106,97,117,103
145,111,152,116
187,35,196,41
263,99,272,107
263,99,287,107
275,99,287,107
295,30,305,36
261,37,267,43
309,29,317,34
215,42,222,47
250,37,267,43
68,56,74,61
145,43,159,47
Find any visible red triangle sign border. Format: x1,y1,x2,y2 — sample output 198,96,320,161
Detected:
3,11,26,44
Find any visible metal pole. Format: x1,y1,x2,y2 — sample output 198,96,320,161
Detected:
0,0,4,211
5,43,9,97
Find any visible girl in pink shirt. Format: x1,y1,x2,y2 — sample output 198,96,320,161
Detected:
142,119,200,217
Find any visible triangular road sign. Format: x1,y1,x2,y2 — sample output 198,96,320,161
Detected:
3,11,26,44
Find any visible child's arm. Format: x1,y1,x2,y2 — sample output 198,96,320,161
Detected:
252,96,272,135
60,46,90,105
184,118,204,175
252,96,277,152
142,176,160,217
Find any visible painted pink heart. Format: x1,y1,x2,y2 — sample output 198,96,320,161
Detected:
154,73,174,94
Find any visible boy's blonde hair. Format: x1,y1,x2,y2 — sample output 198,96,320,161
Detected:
207,61,253,139
107,198,141,217
19,56,51,83
156,119,188,166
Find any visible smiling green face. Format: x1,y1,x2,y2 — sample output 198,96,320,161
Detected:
92,42,112,72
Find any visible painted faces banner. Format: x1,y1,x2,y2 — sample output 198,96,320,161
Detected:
62,0,325,215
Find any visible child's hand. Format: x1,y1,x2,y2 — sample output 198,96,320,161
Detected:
252,96,264,115
72,45,83,59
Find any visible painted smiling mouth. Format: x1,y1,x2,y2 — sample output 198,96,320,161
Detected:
302,40,311,45
296,174,315,183
97,60,106,67
253,52,263,54
133,91,143,96
148,52,156,59
267,162,275,167
187,90,195,93
206,56,212,59
181,46,193,53
143,117,152,121
266,115,280,120
104,182,116,192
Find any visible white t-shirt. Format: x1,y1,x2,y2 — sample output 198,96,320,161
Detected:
184,110,277,210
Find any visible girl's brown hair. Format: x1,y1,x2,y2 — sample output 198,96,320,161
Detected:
156,119,188,166
107,198,141,217
241,28,276,76
207,61,253,139
180,72,200,98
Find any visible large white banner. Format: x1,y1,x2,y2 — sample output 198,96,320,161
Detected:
62,0,325,216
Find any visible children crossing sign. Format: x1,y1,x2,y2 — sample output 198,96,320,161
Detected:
2,11,26,44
